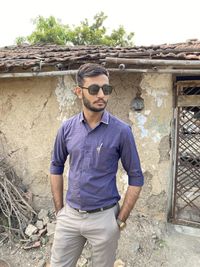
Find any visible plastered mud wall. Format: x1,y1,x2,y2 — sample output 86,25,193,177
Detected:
0,73,173,218
132,73,173,220
0,77,69,207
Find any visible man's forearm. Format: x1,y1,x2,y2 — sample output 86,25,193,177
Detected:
118,185,142,222
50,174,64,214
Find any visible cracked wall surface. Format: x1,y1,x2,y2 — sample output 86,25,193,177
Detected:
131,73,173,220
0,73,173,217
0,77,61,207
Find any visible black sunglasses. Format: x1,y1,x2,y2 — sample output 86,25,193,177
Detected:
80,84,113,95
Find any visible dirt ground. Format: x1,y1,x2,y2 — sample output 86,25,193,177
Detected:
0,222,200,267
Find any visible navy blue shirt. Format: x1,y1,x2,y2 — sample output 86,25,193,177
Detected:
50,111,144,210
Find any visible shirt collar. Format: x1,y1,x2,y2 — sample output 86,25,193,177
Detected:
79,112,85,122
79,111,109,125
101,111,109,124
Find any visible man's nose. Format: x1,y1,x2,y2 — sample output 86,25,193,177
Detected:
97,88,105,97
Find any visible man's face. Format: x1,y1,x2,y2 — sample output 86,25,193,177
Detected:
79,74,110,112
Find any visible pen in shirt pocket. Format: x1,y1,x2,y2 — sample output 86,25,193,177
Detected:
97,143,103,154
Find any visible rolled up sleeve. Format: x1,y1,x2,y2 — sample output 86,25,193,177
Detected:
50,124,68,175
120,125,144,186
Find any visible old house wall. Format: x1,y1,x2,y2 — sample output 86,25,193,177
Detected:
131,73,173,219
0,77,75,207
0,73,173,218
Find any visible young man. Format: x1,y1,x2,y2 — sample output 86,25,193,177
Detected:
50,63,144,267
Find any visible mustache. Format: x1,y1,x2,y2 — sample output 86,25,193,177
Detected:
93,99,107,104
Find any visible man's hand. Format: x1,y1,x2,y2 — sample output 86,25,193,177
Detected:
50,174,64,214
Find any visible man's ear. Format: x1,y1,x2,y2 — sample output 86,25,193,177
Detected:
74,86,82,99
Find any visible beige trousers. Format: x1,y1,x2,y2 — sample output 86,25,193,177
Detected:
51,203,120,267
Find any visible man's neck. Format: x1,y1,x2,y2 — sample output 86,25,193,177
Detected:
83,108,104,128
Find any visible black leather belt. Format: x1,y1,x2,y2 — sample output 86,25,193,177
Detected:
73,203,116,214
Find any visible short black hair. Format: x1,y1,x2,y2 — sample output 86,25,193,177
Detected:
76,63,109,87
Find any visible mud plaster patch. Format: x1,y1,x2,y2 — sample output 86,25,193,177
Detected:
55,76,76,120
158,135,170,162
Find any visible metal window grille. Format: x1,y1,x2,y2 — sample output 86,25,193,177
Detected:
172,81,200,227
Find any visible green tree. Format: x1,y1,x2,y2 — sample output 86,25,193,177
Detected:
16,36,27,45
27,16,69,45
16,12,134,47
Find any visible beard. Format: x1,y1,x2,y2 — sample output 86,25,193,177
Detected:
82,93,108,112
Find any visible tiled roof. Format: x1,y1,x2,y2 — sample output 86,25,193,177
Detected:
1,40,200,72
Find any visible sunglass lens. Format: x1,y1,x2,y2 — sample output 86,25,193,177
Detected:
102,85,113,95
88,84,100,95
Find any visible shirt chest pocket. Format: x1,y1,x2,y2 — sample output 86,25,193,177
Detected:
92,147,118,171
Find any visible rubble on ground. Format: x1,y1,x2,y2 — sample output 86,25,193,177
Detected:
23,209,56,250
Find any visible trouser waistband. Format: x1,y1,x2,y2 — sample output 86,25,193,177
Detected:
73,203,116,214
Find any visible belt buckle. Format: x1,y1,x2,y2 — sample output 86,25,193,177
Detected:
78,209,88,214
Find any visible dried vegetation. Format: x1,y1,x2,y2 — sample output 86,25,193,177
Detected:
0,155,36,241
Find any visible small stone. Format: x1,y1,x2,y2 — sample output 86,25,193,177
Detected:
25,224,38,237
47,223,56,236
38,209,49,220
30,234,40,242
41,236,49,245
77,256,87,267
131,241,140,252
114,259,126,267
83,249,92,259
36,220,44,230
43,216,50,226
152,233,157,239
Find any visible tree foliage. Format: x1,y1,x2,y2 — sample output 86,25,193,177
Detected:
16,12,134,47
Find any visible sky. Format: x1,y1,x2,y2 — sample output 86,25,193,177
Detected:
1,0,200,47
